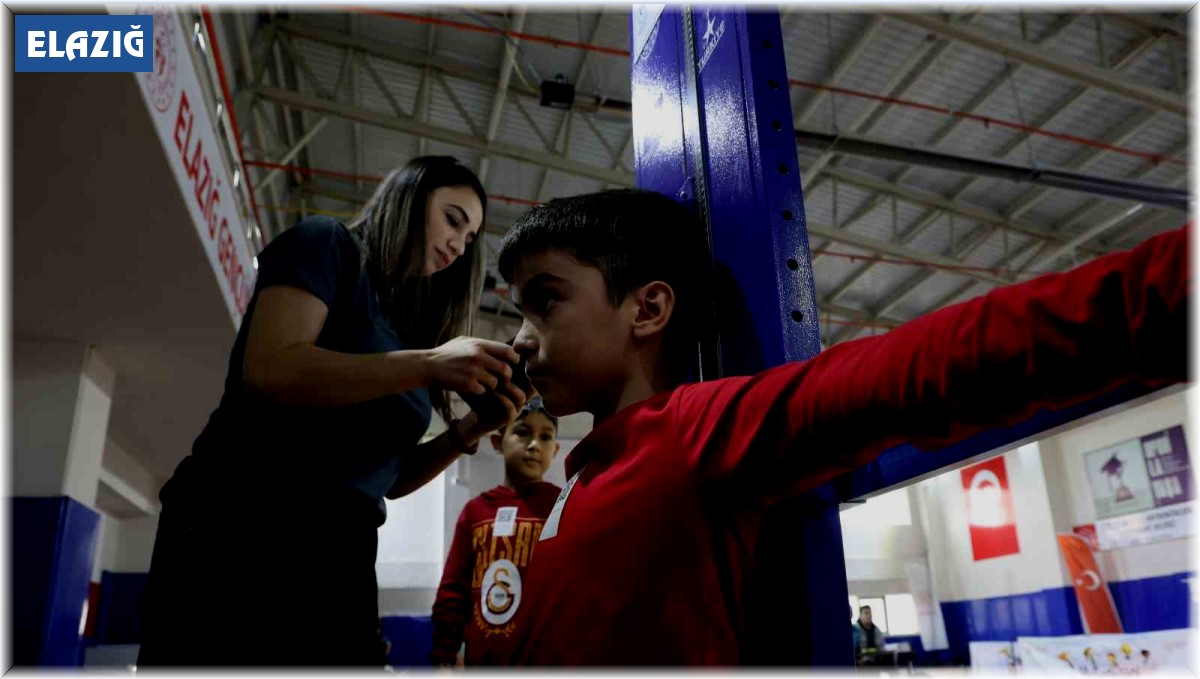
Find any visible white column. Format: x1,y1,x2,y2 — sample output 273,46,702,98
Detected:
13,339,116,508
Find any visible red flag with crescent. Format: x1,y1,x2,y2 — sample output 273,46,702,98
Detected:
1057,533,1123,634
962,456,1020,560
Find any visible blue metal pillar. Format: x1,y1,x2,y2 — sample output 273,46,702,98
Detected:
631,6,851,665
12,497,101,666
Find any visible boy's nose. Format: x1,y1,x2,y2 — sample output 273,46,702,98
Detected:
513,323,537,357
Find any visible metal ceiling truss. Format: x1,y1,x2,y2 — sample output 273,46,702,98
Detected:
233,10,1189,343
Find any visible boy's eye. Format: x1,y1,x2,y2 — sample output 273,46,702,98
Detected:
523,291,557,317
540,434,553,442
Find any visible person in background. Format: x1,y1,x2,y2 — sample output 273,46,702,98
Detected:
138,156,528,667
851,604,861,657
431,398,562,667
855,605,887,659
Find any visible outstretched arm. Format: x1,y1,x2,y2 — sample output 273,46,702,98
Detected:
677,226,1190,505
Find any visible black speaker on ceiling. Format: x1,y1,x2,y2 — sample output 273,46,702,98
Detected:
539,75,575,110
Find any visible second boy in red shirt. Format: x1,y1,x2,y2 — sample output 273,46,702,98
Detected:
430,401,561,666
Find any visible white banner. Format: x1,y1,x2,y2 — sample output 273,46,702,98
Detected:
969,641,1020,674
130,5,255,325
1096,503,1192,551
1017,630,1194,675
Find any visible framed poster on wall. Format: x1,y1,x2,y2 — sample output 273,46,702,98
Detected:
1082,425,1192,550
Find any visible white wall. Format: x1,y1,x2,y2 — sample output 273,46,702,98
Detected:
93,512,121,582
377,471,446,592
12,340,114,506
113,515,158,573
101,439,160,511
66,348,116,506
842,487,927,586
909,387,1194,609
917,443,1066,603
87,436,163,581
1039,388,1193,583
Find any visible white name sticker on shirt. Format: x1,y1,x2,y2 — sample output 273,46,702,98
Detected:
493,506,518,538
540,470,582,542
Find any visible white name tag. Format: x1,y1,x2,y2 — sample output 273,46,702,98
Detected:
540,470,583,542
493,506,518,538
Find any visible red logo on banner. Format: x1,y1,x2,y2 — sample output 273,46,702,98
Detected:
962,456,1020,560
1057,534,1123,633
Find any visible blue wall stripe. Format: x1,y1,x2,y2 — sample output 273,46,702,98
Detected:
940,571,1192,665
380,615,433,668
1108,571,1193,634
11,496,100,667
74,570,1192,667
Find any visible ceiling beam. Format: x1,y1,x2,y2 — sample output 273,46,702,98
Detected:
478,9,528,185
256,86,635,187
890,13,1187,116
817,165,1113,253
802,21,963,182
825,162,1188,347
807,220,1010,287
276,20,628,119
799,130,1188,211
793,15,886,129
811,13,1081,287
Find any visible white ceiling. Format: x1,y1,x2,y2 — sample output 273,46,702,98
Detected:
13,71,236,483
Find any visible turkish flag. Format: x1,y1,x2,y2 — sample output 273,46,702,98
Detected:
961,456,1020,560
1057,533,1123,633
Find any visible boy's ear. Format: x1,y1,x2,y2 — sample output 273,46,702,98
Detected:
490,432,503,451
631,281,675,341
552,441,561,458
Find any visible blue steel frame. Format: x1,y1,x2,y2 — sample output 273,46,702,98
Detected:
630,4,1176,667
632,6,846,665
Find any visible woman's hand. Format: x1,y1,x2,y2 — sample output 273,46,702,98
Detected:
424,337,520,395
455,379,531,445
386,380,533,500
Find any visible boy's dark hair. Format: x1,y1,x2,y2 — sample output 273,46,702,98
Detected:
497,189,712,383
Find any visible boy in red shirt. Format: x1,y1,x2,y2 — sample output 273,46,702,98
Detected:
430,400,561,666
493,190,1190,665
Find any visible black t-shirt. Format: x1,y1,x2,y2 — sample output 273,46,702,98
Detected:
191,217,432,518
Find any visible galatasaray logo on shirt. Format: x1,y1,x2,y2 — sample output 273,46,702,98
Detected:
480,558,521,626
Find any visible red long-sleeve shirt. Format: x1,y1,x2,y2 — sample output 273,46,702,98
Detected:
430,482,561,666
504,226,1190,665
